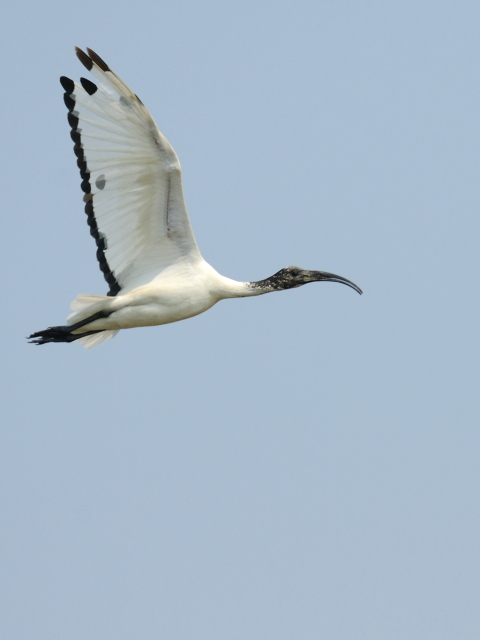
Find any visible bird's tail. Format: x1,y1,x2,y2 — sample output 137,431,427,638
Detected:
28,294,119,348
67,293,112,323
75,330,118,348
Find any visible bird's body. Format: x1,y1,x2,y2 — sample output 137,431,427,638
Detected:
29,48,361,348
72,262,248,333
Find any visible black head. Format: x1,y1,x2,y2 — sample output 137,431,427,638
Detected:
250,266,363,294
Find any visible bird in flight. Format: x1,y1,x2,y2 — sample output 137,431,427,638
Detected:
29,48,362,348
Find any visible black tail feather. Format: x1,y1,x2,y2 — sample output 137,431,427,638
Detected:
28,309,111,345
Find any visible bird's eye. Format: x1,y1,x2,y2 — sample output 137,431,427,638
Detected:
290,269,300,277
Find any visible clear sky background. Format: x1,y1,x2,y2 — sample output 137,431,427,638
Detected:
1,1,479,638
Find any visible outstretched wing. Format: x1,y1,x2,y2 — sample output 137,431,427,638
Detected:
60,47,200,295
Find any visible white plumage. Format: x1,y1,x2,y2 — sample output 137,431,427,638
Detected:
29,48,361,348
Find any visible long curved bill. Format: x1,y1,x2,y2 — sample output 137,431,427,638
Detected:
305,270,363,295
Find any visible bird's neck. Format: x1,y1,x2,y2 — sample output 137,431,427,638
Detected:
200,260,277,299
213,273,275,298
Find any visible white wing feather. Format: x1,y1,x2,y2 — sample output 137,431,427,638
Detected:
65,48,200,294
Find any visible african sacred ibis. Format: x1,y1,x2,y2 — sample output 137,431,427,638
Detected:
29,48,362,348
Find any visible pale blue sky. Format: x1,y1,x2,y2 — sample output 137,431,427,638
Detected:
1,1,480,638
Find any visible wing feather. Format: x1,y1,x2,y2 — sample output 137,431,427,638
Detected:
60,48,200,295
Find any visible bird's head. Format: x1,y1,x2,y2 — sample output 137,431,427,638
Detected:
249,266,363,294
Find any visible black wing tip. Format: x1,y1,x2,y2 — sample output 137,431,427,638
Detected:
75,46,93,70
75,47,111,73
60,75,75,93
80,77,98,95
86,48,110,72
64,93,75,110
107,282,121,296
70,47,120,297
68,112,79,129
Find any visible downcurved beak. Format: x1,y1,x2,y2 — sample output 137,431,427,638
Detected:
304,270,363,295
